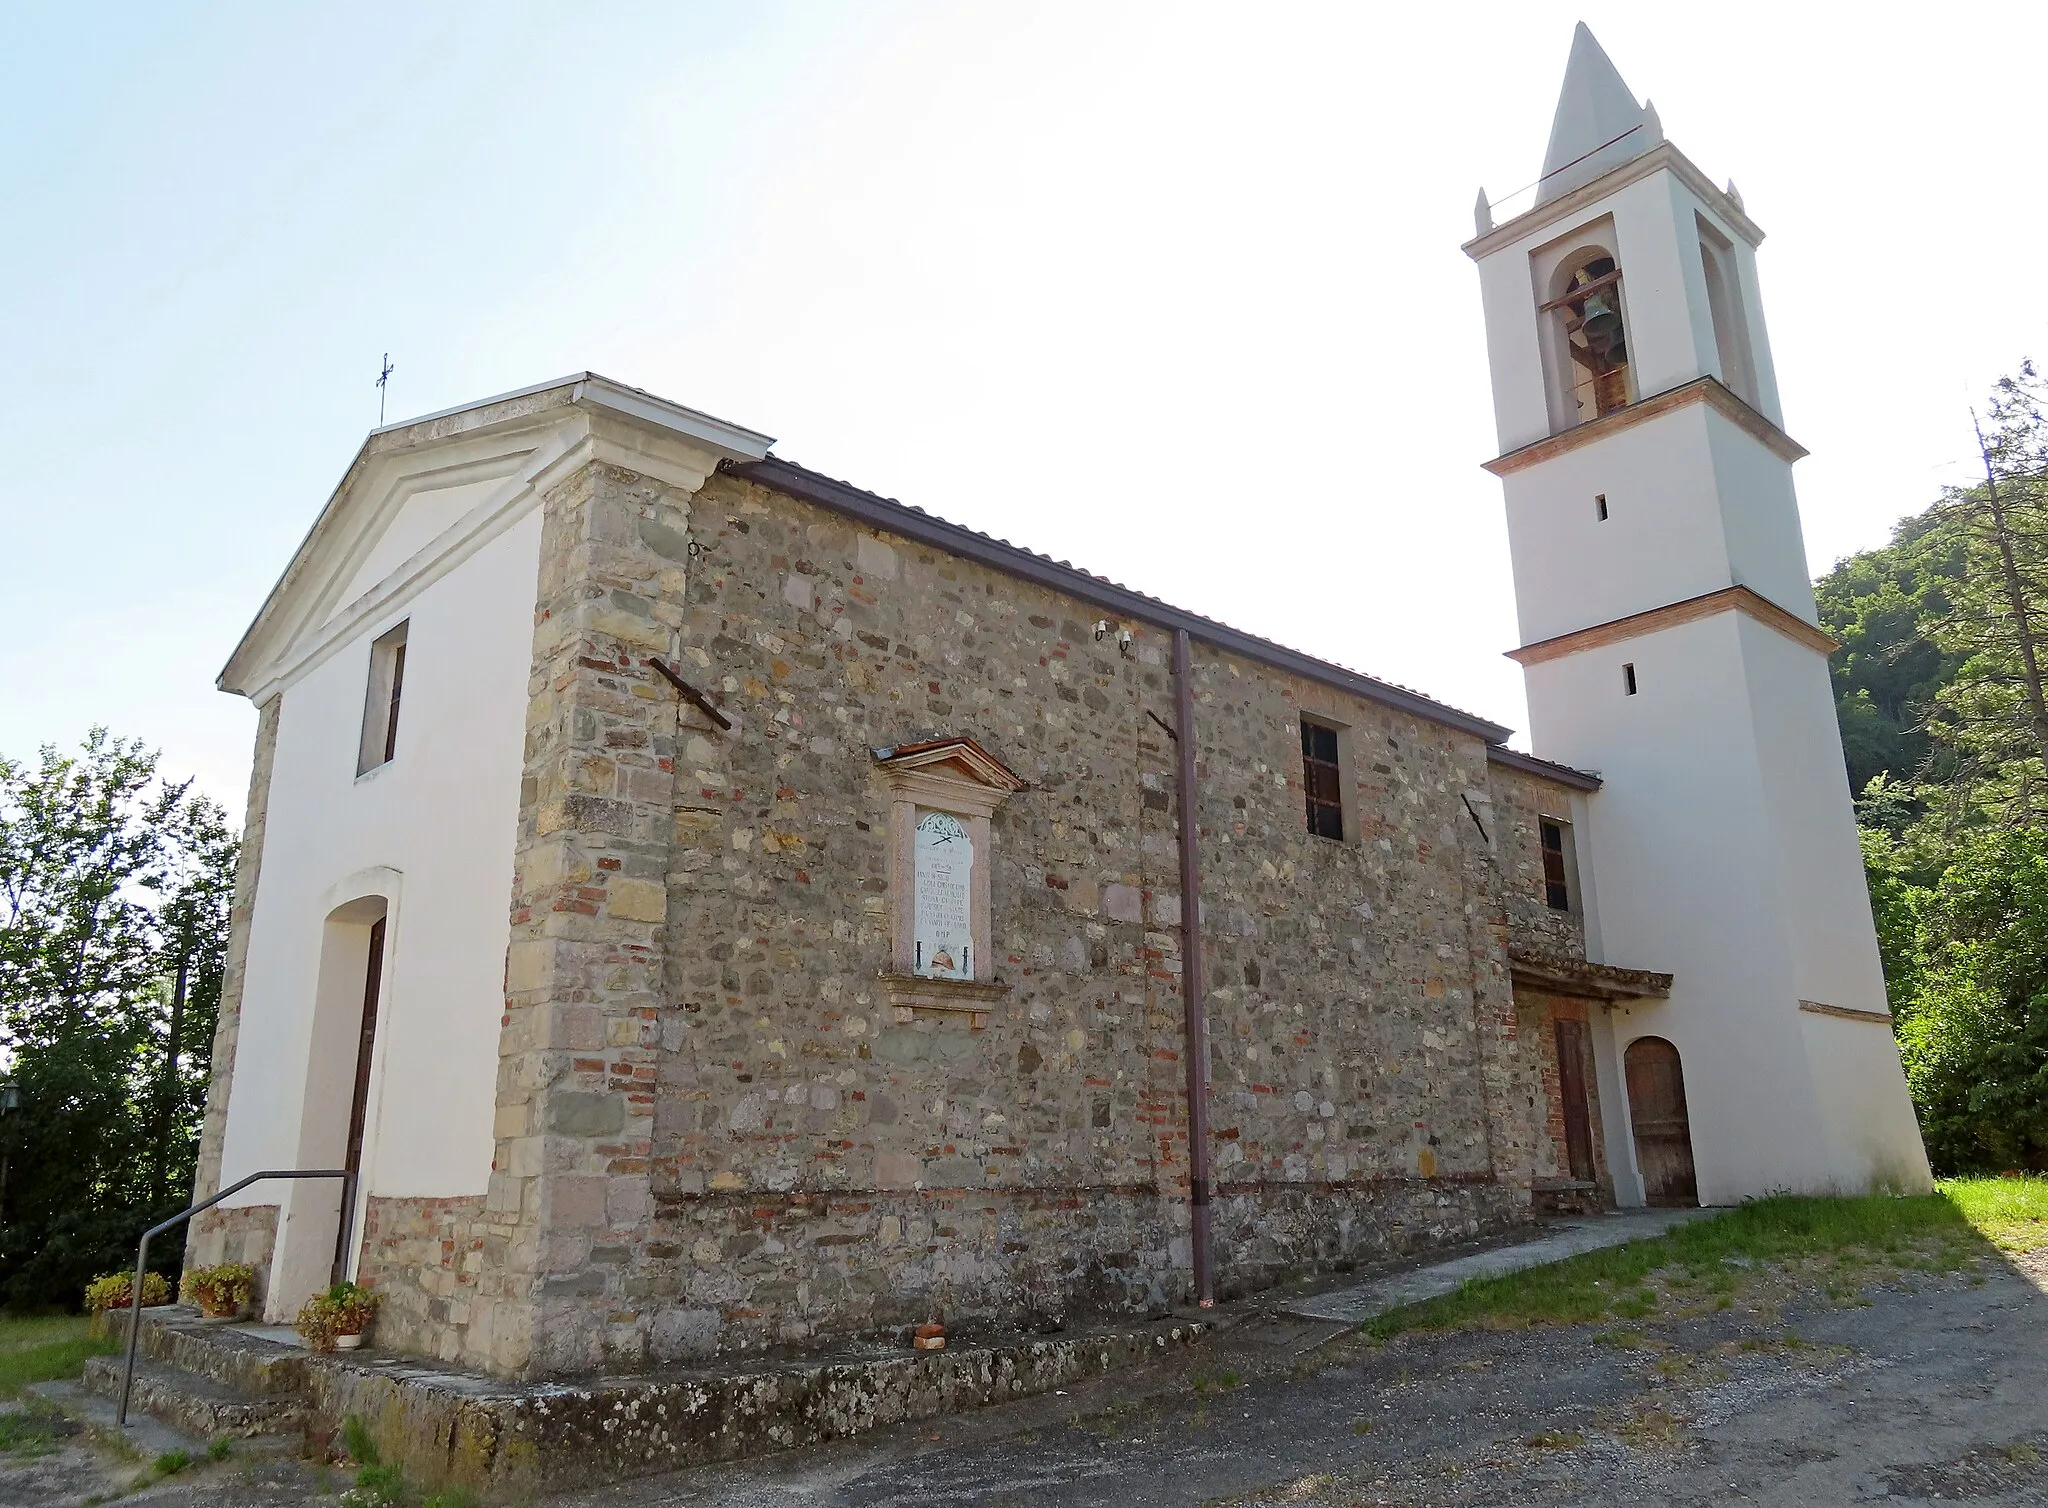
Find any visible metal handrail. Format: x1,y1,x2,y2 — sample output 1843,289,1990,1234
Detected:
116,1168,350,1428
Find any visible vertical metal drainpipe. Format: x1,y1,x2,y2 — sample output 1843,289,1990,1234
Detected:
1172,628,1215,1307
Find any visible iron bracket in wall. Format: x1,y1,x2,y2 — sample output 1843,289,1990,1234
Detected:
648,658,733,731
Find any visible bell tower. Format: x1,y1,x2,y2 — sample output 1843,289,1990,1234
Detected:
1467,26,1930,1202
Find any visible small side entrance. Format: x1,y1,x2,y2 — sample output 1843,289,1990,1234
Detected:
1553,1018,1598,1182
1624,1036,1698,1206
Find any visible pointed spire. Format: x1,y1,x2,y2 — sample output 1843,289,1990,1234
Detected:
1474,186,1495,236
1537,23,1655,205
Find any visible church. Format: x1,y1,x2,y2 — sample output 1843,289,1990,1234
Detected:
188,27,1930,1380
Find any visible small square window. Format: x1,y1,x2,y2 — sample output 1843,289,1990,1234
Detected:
358,621,409,775
1622,662,1638,696
1539,819,1573,911
1301,719,1344,841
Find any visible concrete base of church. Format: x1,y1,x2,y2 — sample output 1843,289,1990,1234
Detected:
91,1302,1213,1498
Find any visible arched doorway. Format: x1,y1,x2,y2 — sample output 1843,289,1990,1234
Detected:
1624,1037,1697,1206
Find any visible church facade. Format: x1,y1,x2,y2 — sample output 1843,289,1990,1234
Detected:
188,30,1929,1380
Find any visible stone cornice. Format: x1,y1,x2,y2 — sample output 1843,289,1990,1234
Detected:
1483,376,1806,478
1506,584,1839,667
1462,139,1762,262
1799,998,1894,1026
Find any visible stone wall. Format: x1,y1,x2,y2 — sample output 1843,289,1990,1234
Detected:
358,1195,492,1362
621,468,1550,1360
1487,764,1589,960
187,694,283,1270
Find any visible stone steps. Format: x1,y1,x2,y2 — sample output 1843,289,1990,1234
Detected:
79,1353,308,1440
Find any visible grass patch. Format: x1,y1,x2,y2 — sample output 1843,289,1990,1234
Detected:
1942,1176,2048,1253
0,1410,60,1458
0,1313,116,1400
1364,1183,2048,1342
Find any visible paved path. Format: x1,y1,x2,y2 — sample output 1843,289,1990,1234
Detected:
1278,1207,1717,1325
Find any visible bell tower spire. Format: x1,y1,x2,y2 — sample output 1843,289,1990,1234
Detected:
1539,22,1656,203
1464,29,1931,1205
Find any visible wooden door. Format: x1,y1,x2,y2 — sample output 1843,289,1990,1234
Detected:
1553,1018,1597,1182
334,916,387,1279
1624,1037,1697,1207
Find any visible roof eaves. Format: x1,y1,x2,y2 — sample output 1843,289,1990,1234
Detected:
1487,744,1602,790
725,456,1516,747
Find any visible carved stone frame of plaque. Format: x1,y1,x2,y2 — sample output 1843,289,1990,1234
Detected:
872,737,1026,1028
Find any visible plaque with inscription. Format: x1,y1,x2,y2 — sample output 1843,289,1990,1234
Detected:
913,811,973,979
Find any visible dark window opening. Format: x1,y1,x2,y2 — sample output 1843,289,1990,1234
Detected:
383,642,406,764
1623,662,1638,696
1545,254,1631,421
358,620,411,775
1595,493,1609,521
1540,819,1572,911
1301,720,1344,841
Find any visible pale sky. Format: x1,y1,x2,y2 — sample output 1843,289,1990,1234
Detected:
4,3,2043,811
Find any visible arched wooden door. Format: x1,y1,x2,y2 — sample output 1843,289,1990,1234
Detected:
1624,1037,1697,1206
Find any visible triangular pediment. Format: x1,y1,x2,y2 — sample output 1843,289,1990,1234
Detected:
871,738,1027,793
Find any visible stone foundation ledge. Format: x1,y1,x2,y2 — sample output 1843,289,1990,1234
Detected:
116,1307,1213,1498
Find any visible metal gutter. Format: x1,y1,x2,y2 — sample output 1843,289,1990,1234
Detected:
1172,629,1215,1307
726,457,1517,747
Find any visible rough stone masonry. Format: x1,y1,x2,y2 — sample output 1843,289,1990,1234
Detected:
364,443,1591,1378
188,401,1602,1381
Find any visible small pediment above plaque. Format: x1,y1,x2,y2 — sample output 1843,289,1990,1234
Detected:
872,737,1026,809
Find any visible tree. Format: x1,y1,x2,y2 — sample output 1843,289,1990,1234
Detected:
0,731,237,1309
1892,827,2048,1173
1919,362,2048,827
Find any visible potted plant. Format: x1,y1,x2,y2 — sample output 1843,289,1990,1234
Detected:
84,1271,173,1338
181,1262,258,1322
295,1281,380,1352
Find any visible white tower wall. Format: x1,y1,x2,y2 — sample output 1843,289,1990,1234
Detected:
1474,25,1930,1201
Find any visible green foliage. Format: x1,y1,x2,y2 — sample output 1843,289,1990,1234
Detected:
180,1262,256,1317
152,1448,192,1475
1827,365,2048,1172
206,1434,232,1461
1891,829,2048,1171
81,1270,170,1314
0,730,237,1309
299,1282,381,1350
340,1413,380,1466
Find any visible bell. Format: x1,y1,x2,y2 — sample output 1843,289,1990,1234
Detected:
1579,292,1623,355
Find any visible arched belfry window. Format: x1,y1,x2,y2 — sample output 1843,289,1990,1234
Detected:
1542,254,1632,423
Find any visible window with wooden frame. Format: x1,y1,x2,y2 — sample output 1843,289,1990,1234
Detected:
357,621,409,776
1300,718,1344,841
1539,818,1573,911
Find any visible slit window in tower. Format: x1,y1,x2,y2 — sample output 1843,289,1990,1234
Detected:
1595,493,1609,521
1540,819,1573,911
1623,662,1638,696
1301,719,1344,841
1546,254,1631,422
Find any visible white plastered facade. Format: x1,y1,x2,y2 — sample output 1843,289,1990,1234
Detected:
211,380,775,1320
1471,34,1931,1202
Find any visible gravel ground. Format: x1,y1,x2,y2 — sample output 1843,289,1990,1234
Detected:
6,1242,2044,1506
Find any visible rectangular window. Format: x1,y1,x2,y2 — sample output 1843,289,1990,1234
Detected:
357,621,410,775
1595,493,1608,521
1301,719,1344,840
1622,662,1638,696
1539,819,1572,911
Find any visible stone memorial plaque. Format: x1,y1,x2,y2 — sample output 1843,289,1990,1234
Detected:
913,811,973,979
